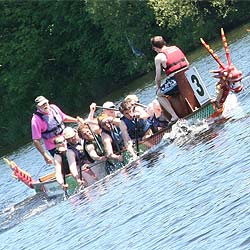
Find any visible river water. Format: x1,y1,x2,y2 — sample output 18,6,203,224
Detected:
1,29,250,250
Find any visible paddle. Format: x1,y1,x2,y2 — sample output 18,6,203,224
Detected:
133,102,147,109
61,152,69,199
96,105,119,111
86,123,104,155
86,122,116,173
134,117,140,156
106,123,125,172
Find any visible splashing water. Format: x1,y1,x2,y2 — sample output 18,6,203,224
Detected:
162,119,210,145
222,93,244,118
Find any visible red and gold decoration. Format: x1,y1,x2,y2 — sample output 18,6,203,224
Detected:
200,28,243,106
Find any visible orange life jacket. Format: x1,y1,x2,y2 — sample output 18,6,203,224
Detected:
160,46,189,75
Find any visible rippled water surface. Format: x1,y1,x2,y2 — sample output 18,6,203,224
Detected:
1,30,250,250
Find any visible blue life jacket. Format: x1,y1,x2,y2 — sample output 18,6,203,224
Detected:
148,114,169,133
121,116,151,140
102,126,124,153
35,106,65,140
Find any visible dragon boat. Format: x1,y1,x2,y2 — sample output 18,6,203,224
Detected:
3,28,244,198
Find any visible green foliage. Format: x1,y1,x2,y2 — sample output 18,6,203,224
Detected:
0,0,250,155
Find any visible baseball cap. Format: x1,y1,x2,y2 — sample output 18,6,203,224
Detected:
35,96,48,106
63,127,76,139
102,101,115,109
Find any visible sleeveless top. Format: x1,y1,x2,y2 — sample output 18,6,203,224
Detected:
67,142,88,167
102,126,124,153
84,134,105,163
54,150,70,175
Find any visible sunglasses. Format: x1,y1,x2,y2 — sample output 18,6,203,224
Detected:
55,139,65,144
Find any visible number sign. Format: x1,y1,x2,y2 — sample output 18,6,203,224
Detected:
185,67,211,105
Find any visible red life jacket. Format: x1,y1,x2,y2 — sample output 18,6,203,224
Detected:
160,46,189,75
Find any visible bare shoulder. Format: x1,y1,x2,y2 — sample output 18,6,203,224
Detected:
155,53,166,63
102,132,111,141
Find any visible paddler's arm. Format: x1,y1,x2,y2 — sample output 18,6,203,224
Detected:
66,149,83,184
87,102,96,121
33,139,53,165
63,115,79,123
119,120,137,160
86,103,102,134
85,144,106,161
54,154,68,189
102,133,123,162
154,54,163,89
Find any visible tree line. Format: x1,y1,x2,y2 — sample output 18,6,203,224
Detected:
1,0,250,156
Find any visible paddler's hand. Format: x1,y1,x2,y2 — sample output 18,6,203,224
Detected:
77,178,88,187
117,155,123,162
108,153,123,162
98,156,107,161
43,152,53,165
90,102,97,112
77,116,85,124
132,152,139,161
61,183,69,191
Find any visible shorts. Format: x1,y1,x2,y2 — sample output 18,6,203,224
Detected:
160,77,179,96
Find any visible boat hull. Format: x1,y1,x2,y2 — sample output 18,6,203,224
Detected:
34,98,222,197
33,161,108,197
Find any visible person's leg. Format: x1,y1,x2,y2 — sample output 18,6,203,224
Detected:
156,89,179,121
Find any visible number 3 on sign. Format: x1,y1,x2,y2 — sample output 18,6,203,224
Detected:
185,67,211,105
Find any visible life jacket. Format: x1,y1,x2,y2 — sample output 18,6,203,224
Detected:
121,116,151,140
54,150,70,175
67,142,88,167
160,46,189,76
102,126,124,154
84,135,105,163
35,106,65,140
148,114,169,133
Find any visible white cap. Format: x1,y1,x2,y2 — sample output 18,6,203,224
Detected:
63,127,76,139
124,94,139,103
102,101,115,109
35,96,48,106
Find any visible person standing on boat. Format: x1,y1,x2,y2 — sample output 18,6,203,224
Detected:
31,96,79,164
151,36,189,122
